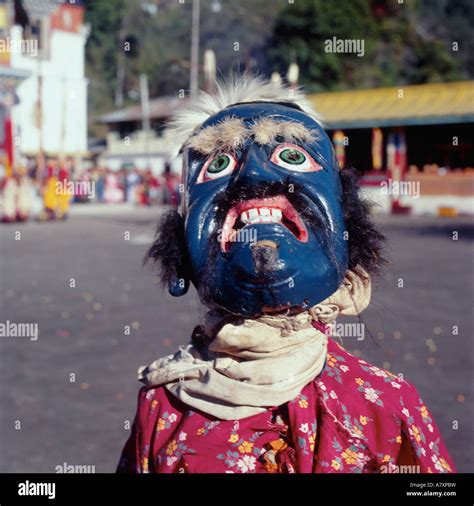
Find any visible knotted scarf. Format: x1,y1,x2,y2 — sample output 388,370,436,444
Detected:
138,266,371,420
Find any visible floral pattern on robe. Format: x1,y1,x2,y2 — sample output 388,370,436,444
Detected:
117,339,455,474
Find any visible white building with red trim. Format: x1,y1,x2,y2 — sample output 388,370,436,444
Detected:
0,0,88,171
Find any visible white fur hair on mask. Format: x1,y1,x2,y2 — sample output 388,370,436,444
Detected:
166,74,323,156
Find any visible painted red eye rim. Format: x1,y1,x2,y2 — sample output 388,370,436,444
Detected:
197,153,238,183
270,143,322,172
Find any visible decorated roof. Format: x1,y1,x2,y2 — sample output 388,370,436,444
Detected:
308,81,474,129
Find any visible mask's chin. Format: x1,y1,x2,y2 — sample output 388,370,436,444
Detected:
198,225,332,317
223,223,302,285
203,272,314,318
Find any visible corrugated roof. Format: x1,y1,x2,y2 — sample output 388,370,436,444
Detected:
308,81,474,129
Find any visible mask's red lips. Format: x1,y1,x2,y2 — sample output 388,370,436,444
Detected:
220,195,309,252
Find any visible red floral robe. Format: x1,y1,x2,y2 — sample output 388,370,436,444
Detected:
117,339,455,473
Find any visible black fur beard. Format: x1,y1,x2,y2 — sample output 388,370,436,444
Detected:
144,209,190,289
339,168,387,276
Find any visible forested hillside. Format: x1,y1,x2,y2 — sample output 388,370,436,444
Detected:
85,0,473,125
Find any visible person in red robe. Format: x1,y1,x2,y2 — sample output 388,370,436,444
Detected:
117,76,455,474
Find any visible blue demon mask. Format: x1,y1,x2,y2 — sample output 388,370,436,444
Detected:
147,79,385,319
171,101,349,317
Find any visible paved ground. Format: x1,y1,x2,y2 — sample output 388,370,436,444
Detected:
0,204,472,472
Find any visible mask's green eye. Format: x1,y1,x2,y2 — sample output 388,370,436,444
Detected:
198,152,238,183
271,143,322,173
279,148,306,165
208,154,231,173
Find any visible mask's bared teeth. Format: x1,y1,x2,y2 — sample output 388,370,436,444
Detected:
241,211,249,224
248,209,258,220
271,209,282,220
221,196,309,252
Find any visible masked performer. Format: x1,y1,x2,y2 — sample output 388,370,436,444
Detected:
117,77,455,474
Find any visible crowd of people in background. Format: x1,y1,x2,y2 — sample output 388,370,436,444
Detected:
0,156,182,224
74,162,181,207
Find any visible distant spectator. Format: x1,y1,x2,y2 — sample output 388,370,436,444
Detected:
162,162,181,207
96,168,106,202
104,170,124,203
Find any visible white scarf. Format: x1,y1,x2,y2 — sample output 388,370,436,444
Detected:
138,267,371,420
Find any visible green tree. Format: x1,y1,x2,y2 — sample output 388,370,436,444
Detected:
85,0,127,115
269,0,466,91
269,0,377,91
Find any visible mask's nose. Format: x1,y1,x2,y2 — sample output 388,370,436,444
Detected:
231,146,281,187
252,240,280,275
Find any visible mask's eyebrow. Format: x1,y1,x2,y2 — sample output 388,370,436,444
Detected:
250,117,319,147
185,117,319,155
185,117,248,155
